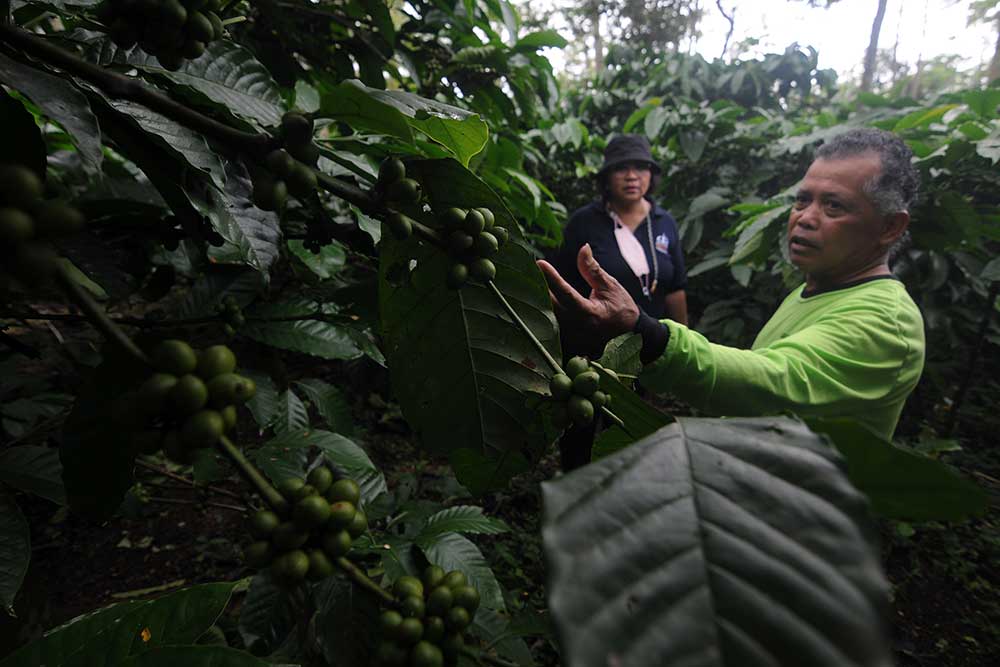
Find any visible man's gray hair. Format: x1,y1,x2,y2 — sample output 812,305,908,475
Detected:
815,127,920,215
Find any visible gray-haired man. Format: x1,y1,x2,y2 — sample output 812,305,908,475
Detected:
538,127,925,440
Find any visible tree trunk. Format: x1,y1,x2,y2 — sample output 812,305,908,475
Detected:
861,0,889,92
989,15,1000,83
591,5,603,74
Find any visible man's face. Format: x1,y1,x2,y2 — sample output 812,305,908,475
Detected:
607,162,652,205
787,154,893,290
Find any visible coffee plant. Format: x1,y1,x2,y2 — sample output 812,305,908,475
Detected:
0,1,994,666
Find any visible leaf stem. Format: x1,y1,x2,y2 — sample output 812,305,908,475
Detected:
334,556,395,605
53,263,151,366
215,435,288,514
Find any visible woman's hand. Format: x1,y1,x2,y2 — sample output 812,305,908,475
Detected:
537,244,640,347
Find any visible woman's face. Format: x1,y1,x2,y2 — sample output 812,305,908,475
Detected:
606,161,652,205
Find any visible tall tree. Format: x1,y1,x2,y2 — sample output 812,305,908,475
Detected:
861,0,890,91
968,0,1000,82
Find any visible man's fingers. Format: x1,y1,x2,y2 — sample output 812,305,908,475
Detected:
576,244,617,293
537,259,590,312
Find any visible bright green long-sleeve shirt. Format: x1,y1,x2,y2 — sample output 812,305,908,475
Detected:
640,277,925,440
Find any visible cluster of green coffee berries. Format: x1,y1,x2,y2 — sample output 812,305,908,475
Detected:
439,206,509,289
376,157,422,209
215,295,245,337
122,340,255,463
97,0,225,71
253,113,319,211
374,566,480,666
243,469,368,585
549,356,613,428
0,164,85,281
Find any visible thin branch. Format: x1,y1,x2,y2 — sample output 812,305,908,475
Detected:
0,24,269,156
148,496,247,512
0,309,349,327
715,1,735,61
134,458,246,501
334,556,395,605
54,263,150,365
216,435,289,514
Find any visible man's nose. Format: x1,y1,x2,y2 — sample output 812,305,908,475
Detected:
792,204,820,229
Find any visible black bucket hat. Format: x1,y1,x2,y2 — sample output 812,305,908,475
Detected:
597,134,661,177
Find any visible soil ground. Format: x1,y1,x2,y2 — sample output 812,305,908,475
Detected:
1,351,998,666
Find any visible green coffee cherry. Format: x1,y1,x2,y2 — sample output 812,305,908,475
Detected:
441,207,466,229
307,466,333,494
448,230,474,256
385,212,414,240
475,207,495,229
493,225,509,246
469,258,496,282
266,149,296,177
446,263,469,290
462,209,485,236
386,178,421,204
568,394,595,426
565,356,590,377
474,231,499,258
379,157,406,184
572,371,600,396
327,478,361,504
550,373,573,400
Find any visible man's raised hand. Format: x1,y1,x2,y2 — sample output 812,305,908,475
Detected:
536,244,640,345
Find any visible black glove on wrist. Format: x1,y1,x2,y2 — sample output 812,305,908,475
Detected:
633,311,670,365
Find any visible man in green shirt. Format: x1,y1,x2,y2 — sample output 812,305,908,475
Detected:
538,128,925,440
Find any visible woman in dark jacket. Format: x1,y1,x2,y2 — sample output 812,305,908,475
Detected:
551,134,688,468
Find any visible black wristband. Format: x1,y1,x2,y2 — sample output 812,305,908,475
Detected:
633,311,670,365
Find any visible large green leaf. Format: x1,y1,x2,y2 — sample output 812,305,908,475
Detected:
311,431,387,505
175,270,264,319
272,389,309,436
806,418,988,521
209,158,283,274
293,379,354,435
0,582,237,666
542,416,892,667
324,81,488,165
237,573,295,658
470,607,537,667
0,51,103,175
415,506,510,548
422,533,506,611
93,41,285,127
242,370,282,430
378,159,559,494
0,493,29,614
514,29,568,51
107,99,227,191
242,299,363,360
313,575,380,667
118,645,272,666
0,446,66,505
88,96,279,273
593,366,672,460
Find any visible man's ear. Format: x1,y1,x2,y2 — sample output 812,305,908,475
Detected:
880,211,910,248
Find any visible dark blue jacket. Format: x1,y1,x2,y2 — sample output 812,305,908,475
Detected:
553,200,687,319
